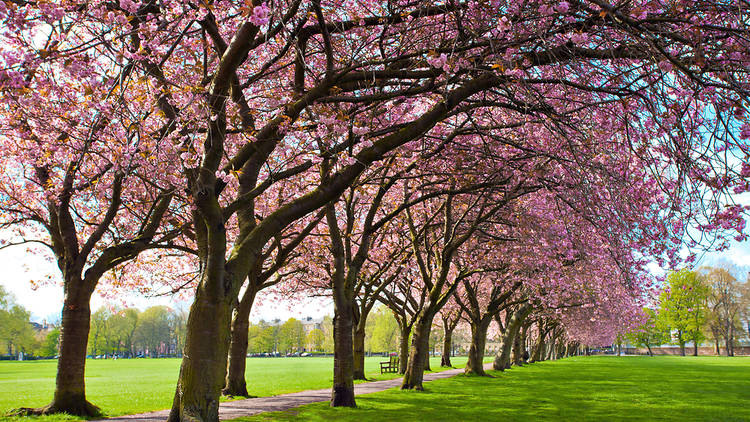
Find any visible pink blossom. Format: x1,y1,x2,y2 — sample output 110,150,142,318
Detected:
555,1,570,14
249,3,270,26
427,53,448,69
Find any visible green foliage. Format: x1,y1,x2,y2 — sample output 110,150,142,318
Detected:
625,308,669,355
233,356,750,422
0,287,38,356
85,306,185,357
247,321,279,353
306,329,325,352
366,306,398,353
278,318,305,353
658,269,710,350
37,328,60,357
321,315,334,353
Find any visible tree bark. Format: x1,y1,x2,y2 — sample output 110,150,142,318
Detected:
398,323,410,374
494,305,531,370
401,313,433,390
530,333,545,363
423,338,432,372
222,287,257,397
441,329,453,367
169,288,234,422
693,341,698,357
512,333,523,366
352,323,367,380
464,319,490,376
678,330,685,356
331,294,356,407
38,291,100,416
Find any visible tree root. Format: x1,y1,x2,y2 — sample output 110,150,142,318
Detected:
8,400,101,418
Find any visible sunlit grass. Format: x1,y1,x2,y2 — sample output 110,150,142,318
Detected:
233,356,750,422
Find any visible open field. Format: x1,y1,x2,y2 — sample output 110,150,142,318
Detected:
0,356,474,419
233,356,750,422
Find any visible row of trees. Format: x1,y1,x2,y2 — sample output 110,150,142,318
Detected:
627,264,750,356
0,286,59,358
246,307,421,355
1,1,749,420
87,306,187,357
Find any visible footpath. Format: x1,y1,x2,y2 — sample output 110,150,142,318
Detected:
100,363,491,421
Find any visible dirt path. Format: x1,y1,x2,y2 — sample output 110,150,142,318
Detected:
99,363,491,421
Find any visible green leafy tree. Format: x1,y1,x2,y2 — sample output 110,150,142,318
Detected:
38,328,60,357
321,315,334,354
134,306,170,357
658,269,709,356
278,318,305,353
626,308,669,356
367,306,398,353
108,308,140,357
0,287,38,356
87,309,112,356
307,329,325,352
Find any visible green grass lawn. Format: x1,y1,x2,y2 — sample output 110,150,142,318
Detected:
0,355,473,420
234,356,750,422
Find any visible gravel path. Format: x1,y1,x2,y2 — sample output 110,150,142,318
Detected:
98,363,491,421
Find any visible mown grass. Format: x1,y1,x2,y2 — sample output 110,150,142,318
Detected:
0,355,472,420
234,356,750,422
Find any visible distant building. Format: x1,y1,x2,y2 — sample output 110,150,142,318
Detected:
301,316,323,333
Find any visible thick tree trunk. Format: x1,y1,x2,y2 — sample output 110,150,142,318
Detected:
530,334,545,363
169,288,234,422
440,329,453,367
331,292,356,407
512,334,523,366
464,319,490,376
223,287,257,397
495,305,531,370
714,339,720,355
423,337,432,372
33,291,100,416
398,324,410,374
401,313,433,390
352,324,367,380
692,341,698,357
520,325,529,362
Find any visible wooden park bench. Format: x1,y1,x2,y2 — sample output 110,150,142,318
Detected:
380,355,399,374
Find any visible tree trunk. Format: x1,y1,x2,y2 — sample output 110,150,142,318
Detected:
678,330,685,356
223,287,257,397
169,288,234,422
531,333,545,363
398,323,410,374
331,291,356,407
725,330,733,357
352,324,367,380
714,338,720,355
693,341,698,357
495,305,531,370
646,344,653,356
512,333,523,366
35,291,100,416
440,329,453,367
464,319,490,376
423,335,432,372
401,313,433,390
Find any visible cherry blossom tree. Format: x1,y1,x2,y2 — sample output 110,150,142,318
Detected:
3,0,750,420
